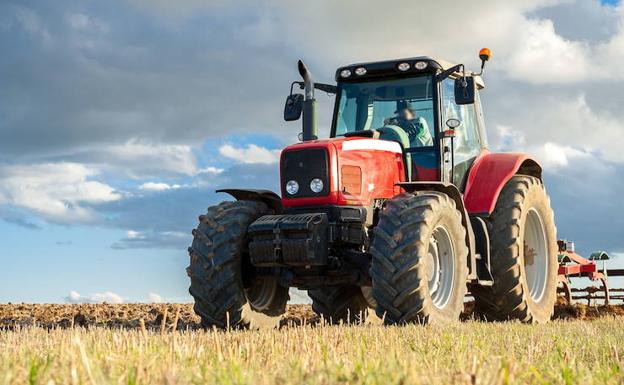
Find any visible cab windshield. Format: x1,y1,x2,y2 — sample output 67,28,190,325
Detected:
333,76,435,149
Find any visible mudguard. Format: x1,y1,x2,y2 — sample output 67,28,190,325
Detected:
216,189,283,213
464,152,542,216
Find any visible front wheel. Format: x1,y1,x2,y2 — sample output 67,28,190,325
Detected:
370,192,468,325
187,200,289,329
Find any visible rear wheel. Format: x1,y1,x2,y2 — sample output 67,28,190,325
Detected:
370,192,468,324
308,286,369,324
187,200,289,329
472,176,557,323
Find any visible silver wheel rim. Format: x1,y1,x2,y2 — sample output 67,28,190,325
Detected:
426,226,455,309
246,278,279,311
524,208,548,302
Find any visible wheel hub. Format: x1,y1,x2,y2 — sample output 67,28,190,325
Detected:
426,226,455,309
523,208,548,302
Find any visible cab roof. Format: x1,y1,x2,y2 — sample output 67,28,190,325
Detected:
336,56,485,89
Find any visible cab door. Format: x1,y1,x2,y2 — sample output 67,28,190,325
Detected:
440,78,483,190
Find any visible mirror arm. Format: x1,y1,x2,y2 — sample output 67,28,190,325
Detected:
293,81,337,95
436,64,465,82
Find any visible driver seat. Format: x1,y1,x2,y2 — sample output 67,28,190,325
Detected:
378,125,412,180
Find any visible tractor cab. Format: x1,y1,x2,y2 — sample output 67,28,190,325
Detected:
331,57,489,189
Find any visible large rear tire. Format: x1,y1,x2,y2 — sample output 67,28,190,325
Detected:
308,286,369,324
187,200,289,329
472,176,557,323
370,192,468,325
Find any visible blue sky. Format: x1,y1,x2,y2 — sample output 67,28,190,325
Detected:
1,0,624,303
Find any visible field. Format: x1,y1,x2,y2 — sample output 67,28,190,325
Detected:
1,304,624,385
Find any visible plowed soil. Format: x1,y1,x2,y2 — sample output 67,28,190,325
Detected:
1,302,623,330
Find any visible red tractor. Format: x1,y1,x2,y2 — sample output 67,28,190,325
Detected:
187,49,558,328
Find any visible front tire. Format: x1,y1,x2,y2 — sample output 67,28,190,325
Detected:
472,176,558,323
370,192,469,324
187,200,289,329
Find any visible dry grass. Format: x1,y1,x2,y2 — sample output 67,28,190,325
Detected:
1,315,624,385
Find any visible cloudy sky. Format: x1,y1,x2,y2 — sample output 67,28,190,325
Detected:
1,0,623,303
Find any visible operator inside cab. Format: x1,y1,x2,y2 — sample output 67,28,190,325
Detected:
384,101,434,147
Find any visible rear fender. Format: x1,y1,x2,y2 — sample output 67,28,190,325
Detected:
397,182,477,280
217,189,283,213
464,153,542,216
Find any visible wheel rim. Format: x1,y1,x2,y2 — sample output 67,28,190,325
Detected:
426,226,455,309
245,278,279,311
523,208,548,302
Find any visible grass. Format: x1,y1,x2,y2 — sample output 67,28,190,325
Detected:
1,317,623,385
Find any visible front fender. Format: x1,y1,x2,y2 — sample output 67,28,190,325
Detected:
464,152,542,216
216,189,283,213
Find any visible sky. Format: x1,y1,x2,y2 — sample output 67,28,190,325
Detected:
1,0,624,303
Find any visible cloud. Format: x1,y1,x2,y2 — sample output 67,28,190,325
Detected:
139,182,181,191
147,293,165,303
64,141,201,179
111,229,190,249
64,290,124,304
491,94,624,164
534,142,592,169
219,144,281,164
505,18,591,84
101,162,279,249
0,162,120,223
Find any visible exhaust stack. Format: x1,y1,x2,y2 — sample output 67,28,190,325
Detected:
298,60,318,141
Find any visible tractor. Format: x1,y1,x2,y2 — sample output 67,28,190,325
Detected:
187,48,559,328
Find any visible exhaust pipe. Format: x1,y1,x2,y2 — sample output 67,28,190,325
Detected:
298,60,318,141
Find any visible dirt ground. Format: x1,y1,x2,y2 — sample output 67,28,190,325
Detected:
1,301,623,330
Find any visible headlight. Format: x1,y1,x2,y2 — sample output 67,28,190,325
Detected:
354,67,367,76
414,61,428,70
310,178,324,193
397,62,410,71
340,69,352,78
286,180,299,195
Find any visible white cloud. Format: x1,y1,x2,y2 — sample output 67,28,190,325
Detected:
102,141,199,177
0,162,120,223
595,4,624,79
148,293,165,303
497,125,525,148
14,6,52,43
198,166,224,174
139,182,181,191
505,18,590,84
67,13,108,33
111,230,190,249
219,144,281,164
64,290,124,304
492,93,624,166
535,142,592,169
126,230,145,239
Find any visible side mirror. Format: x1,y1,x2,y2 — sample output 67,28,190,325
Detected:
284,93,304,121
454,76,475,105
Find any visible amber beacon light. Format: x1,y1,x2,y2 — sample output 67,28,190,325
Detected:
479,47,492,62
476,47,492,75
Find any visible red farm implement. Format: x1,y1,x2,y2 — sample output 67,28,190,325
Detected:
557,240,624,305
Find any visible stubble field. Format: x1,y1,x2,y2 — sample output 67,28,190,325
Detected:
1,303,623,385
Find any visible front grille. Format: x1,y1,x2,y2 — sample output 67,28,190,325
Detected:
281,148,329,198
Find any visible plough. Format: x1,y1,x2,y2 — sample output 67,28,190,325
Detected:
557,240,623,305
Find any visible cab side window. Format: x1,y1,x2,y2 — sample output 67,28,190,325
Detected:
441,79,481,163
